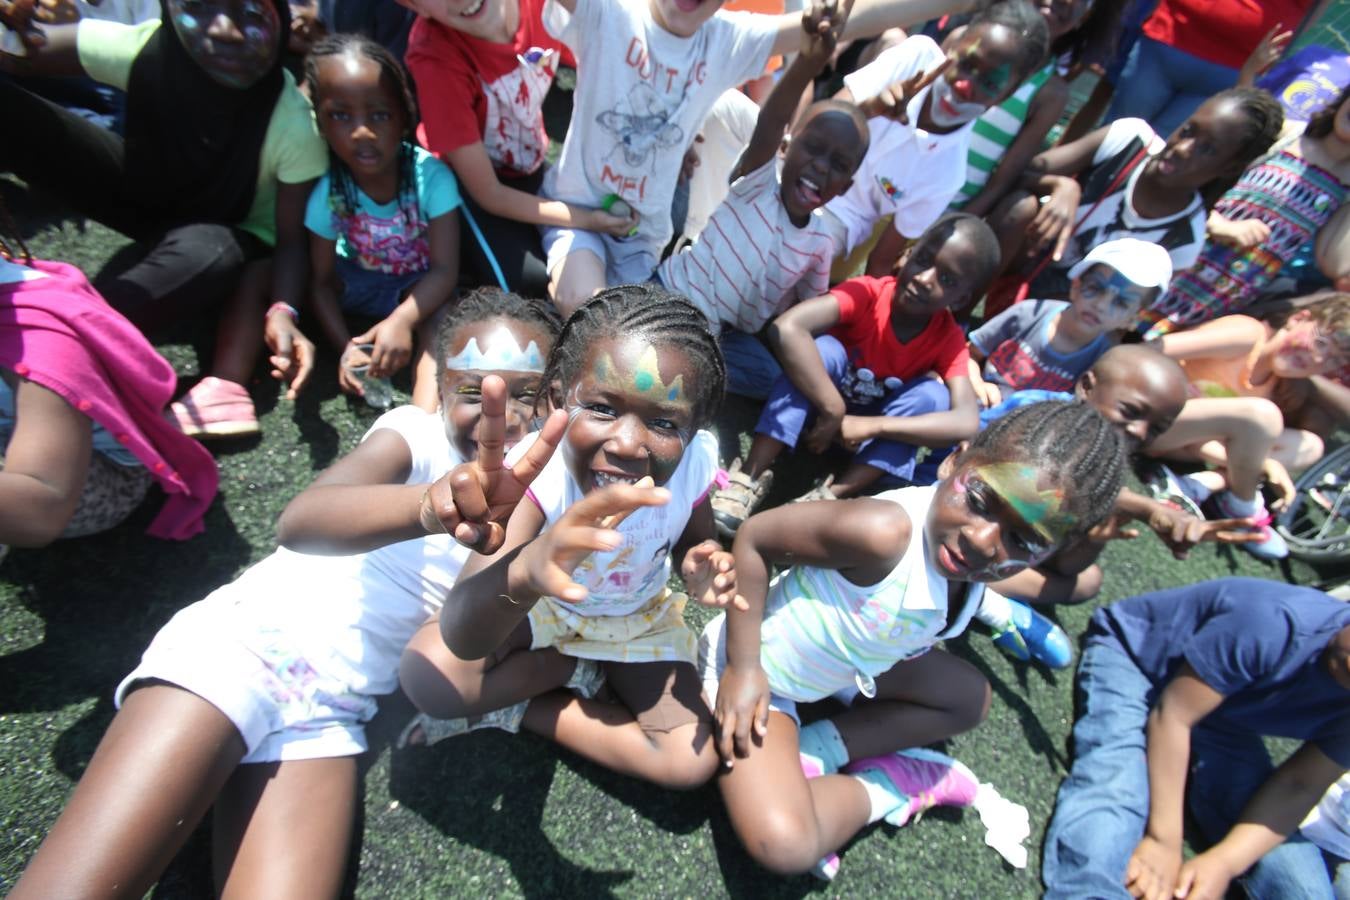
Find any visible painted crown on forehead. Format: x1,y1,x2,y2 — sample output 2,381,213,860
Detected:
596,346,685,403
978,462,1077,542
445,328,546,373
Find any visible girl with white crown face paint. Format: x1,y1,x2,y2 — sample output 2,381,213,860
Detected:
440,317,551,461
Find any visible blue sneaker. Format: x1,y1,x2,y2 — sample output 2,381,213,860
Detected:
991,598,1074,669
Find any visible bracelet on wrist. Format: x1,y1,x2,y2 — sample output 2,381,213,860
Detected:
266,301,299,323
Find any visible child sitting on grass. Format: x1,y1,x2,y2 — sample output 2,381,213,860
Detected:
10,289,565,898
967,238,1172,408
705,400,1128,880
654,0,868,399
1144,292,1350,560
1043,577,1350,900
305,35,462,413
970,344,1258,669
711,212,998,535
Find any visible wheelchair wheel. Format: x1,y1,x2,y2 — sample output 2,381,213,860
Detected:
1276,442,1350,563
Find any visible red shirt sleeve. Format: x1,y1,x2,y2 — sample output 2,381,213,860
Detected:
406,18,488,157
932,313,972,381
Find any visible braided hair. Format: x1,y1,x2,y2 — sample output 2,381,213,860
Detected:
435,288,563,376
967,0,1051,86
541,284,726,429
966,399,1126,539
1198,86,1285,205
304,35,421,238
0,195,32,265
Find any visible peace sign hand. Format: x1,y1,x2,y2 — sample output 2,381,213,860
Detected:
861,55,952,125
516,477,671,603
799,0,849,67
419,374,568,554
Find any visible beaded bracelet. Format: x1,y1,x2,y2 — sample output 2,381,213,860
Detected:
266,301,299,322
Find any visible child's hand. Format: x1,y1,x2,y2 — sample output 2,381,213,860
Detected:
1212,214,1270,249
590,205,640,239
682,540,746,610
1262,458,1296,512
0,0,47,52
1239,23,1291,87
420,378,570,553
804,410,844,454
1028,177,1082,262
680,134,704,183
799,0,847,67
1125,834,1181,900
1172,849,1237,900
517,478,670,603
715,663,771,764
264,308,316,400
354,316,414,379
861,55,952,126
337,343,369,397
1142,505,1259,559
974,379,1002,409
1085,514,1140,544
838,414,877,451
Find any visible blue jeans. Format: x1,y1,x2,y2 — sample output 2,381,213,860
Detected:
1044,621,1349,899
720,330,783,400
335,256,424,318
1106,36,1240,139
754,334,949,481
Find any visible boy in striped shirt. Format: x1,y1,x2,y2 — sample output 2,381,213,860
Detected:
656,0,868,398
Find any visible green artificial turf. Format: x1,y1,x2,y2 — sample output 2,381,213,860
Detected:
1,175,1344,900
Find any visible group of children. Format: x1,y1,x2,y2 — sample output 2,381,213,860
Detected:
4,0,1350,894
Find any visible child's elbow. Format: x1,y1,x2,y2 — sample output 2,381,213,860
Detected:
439,605,491,661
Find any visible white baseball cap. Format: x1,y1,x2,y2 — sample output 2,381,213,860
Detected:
1068,238,1174,292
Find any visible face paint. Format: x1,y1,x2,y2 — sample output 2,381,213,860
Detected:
928,74,989,128
445,326,546,373
974,463,1076,545
947,472,1049,578
592,346,689,410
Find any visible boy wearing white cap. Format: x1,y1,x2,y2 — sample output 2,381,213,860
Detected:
967,237,1172,409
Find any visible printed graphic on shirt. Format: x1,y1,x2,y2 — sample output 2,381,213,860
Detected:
482,47,558,175
342,209,428,276
597,82,686,173
986,340,1077,392
839,364,904,404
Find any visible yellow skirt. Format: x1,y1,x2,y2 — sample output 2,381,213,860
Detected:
527,588,696,664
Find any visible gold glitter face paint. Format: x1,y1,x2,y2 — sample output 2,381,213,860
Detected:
973,462,1076,545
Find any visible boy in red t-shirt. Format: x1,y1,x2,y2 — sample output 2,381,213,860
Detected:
712,212,1000,536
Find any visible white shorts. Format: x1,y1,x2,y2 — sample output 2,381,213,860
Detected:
115,592,377,764
540,223,661,286
697,613,801,727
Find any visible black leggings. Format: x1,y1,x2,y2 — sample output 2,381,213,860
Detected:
458,167,550,301
1,78,266,331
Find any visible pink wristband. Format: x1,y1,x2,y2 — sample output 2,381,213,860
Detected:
266,301,299,322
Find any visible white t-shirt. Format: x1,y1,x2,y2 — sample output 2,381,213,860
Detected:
520,428,719,617
540,0,778,260
205,405,469,695
1054,117,1206,276
823,36,973,254
658,156,835,335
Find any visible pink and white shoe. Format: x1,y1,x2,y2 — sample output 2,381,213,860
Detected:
170,376,259,439
845,747,978,828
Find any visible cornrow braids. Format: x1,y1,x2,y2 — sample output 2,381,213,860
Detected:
968,0,1050,84
1200,87,1284,206
0,195,32,265
436,288,563,376
304,34,422,234
542,284,726,430
967,399,1126,539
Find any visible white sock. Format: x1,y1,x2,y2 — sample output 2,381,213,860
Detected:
975,587,1013,630
1222,491,1261,517
798,720,849,775
853,769,908,824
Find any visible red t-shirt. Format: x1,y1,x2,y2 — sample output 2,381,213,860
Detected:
1142,0,1310,70
406,0,571,178
828,276,970,382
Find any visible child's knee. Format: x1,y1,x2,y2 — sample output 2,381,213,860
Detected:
952,673,992,733
1243,397,1285,439
1072,565,1104,603
647,727,719,790
737,808,827,875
